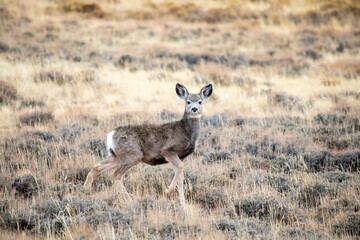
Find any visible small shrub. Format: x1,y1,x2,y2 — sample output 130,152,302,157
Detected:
303,150,331,172
268,91,304,111
245,142,258,155
12,138,57,168
203,114,225,127
322,171,353,183
229,167,242,179
20,99,45,108
0,211,37,231
303,49,323,60
263,174,298,193
34,71,74,85
0,80,17,105
0,176,12,192
12,174,45,198
213,218,268,237
202,151,233,164
330,150,360,172
333,213,360,237
61,1,106,18
32,196,130,234
280,227,319,239
19,111,53,126
57,167,112,191
194,187,228,209
34,197,107,218
125,166,172,195
52,183,80,198
234,195,293,223
0,160,26,172
159,110,180,121
85,208,131,229
0,199,9,212
148,222,201,239
61,126,83,141
298,182,336,207
117,54,136,67
23,130,57,141
313,113,346,126
86,138,106,158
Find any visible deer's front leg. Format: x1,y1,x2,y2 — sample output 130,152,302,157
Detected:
163,152,184,195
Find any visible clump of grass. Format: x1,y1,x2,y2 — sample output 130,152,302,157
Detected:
34,71,74,85
19,111,54,126
280,227,319,239
268,91,304,111
194,187,229,209
57,167,112,191
27,196,131,234
262,174,298,193
19,99,45,109
330,150,360,172
125,166,172,195
213,218,268,237
322,171,353,183
0,211,37,232
12,174,45,198
333,213,360,237
84,138,106,158
202,150,233,164
234,195,294,223
297,182,336,207
61,0,106,18
23,130,57,141
148,222,201,239
0,80,17,105
5,136,58,169
0,199,9,212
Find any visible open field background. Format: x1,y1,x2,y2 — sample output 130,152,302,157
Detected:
0,0,360,239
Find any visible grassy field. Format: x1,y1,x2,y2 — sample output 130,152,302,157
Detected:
0,0,360,239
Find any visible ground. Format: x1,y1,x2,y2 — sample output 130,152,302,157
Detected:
0,0,360,239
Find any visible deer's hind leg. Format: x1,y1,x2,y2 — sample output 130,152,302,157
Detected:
84,155,118,189
113,159,139,193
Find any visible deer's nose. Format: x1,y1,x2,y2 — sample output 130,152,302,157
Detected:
191,107,198,113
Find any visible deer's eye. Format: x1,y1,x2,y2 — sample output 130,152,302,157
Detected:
187,100,191,104
198,101,202,105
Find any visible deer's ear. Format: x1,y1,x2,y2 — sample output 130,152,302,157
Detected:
200,82,213,100
176,82,189,99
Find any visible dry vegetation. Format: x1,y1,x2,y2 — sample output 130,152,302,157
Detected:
0,0,360,239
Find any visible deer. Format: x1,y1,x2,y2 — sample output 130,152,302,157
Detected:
84,82,214,204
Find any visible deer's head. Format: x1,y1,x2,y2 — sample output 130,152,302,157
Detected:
175,82,213,118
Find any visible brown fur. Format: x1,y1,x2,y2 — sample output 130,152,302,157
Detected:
84,82,213,204
112,112,200,166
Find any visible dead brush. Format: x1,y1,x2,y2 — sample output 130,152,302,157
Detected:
61,0,106,18
19,111,54,126
0,80,17,105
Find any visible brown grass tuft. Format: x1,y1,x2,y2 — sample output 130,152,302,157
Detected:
19,111,54,126
61,0,106,18
0,81,17,105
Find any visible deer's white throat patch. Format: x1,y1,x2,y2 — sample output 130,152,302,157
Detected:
188,114,202,119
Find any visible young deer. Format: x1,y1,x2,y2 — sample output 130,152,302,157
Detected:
84,82,213,204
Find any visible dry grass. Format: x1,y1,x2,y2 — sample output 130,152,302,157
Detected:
0,0,359,239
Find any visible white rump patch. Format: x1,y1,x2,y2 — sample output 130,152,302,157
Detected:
106,130,115,155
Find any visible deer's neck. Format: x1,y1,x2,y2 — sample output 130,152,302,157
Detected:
181,111,201,144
